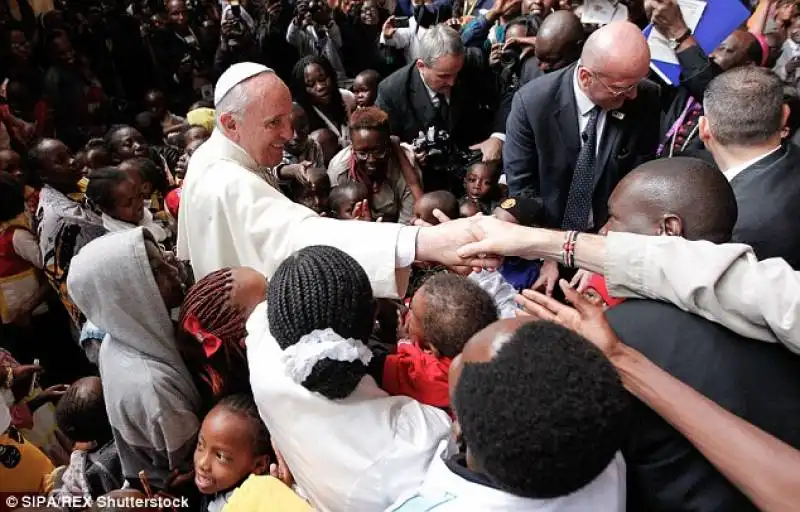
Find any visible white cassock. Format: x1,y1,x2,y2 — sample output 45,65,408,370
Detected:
176,129,413,297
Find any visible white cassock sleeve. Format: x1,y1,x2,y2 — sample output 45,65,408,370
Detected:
179,160,409,298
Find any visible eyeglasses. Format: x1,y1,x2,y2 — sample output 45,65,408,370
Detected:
353,147,389,161
588,70,639,97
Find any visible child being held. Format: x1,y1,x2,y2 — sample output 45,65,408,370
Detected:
352,70,380,109
282,104,325,169
329,182,369,219
52,376,123,499
288,167,331,215
460,161,501,215
195,394,276,511
86,167,169,244
412,190,460,225
378,274,498,411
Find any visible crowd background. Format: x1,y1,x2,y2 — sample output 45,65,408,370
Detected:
2,0,800,510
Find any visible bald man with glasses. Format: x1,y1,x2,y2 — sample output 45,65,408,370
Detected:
502,20,661,295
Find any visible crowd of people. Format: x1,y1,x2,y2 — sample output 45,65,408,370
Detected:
2,0,800,510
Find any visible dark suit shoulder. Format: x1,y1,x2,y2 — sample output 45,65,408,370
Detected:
377,63,415,95
516,64,573,102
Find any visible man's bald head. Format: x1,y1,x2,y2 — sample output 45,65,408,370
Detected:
535,11,584,73
577,21,650,110
602,157,737,243
216,70,293,167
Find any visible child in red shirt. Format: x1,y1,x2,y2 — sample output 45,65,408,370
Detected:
381,273,498,411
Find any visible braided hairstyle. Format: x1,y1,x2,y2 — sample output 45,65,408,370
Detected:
85,166,131,214
213,393,273,461
178,269,252,408
268,246,374,399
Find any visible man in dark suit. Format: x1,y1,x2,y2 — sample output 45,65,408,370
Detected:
699,66,800,268
375,24,498,190
503,20,660,294
596,157,800,511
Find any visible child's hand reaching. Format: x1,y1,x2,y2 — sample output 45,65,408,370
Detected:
41,384,69,404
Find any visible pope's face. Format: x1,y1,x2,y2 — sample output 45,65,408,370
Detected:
233,76,294,167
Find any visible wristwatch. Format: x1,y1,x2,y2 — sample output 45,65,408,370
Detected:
668,29,692,51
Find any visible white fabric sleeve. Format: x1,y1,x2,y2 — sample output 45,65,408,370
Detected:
604,232,800,353
490,132,506,142
12,229,43,269
395,226,419,268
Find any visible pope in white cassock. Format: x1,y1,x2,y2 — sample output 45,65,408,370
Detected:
177,62,491,297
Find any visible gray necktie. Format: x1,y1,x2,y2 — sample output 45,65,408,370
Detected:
562,106,601,230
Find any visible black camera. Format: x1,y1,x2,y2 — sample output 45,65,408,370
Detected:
500,43,523,68
413,127,481,192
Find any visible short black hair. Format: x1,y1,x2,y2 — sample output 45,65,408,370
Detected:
121,157,167,193
55,376,111,443
268,246,374,399
506,14,540,36
0,173,25,222
86,167,131,212
329,182,369,217
417,274,497,358
213,393,273,458
419,190,459,221
704,67,784,146
624,157,737,243
454,321,630,498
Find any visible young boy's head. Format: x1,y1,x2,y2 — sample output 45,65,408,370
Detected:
55,376,112,445
329,182,369,219
194,393,272,495
86,167,145,225
119,157,167,199
0,149,24,181
353,70,380,109
493,196,545,227
285,103,311,157
144,89,168,121
78,139,112,177
413,191,459,225
407,274,498,359
289,167,331,214
463,162,497,202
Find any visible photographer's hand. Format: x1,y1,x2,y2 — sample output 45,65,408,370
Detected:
470,137,503,163
488,42,502,66
382,15,396,39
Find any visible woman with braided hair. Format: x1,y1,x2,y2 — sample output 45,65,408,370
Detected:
178,267,268,411
246,245,450,512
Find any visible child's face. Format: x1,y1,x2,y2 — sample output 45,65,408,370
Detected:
110,180,145,225
194,407,267,495
335,188,367,219
0,150,24,181
464,165,493,200
111,128,149,161
286,109,311,156
582,288,609,309
295,173,331,214
352,76,377,108
146,92,167,120
86,148,110,171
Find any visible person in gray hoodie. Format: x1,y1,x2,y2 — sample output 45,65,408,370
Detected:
67,227,201,491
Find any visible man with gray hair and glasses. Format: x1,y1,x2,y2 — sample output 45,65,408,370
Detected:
698,66,800,268
376,24,501,191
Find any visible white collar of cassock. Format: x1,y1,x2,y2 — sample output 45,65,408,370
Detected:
206,130,280,188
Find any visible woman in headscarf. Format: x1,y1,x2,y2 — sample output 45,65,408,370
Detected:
67,227,200,492
177,267,268,411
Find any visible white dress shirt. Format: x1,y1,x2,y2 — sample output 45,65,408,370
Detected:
721,145,782,182
573,66,607,154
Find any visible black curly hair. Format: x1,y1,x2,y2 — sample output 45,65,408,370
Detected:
213,393,273,459
416,274,497,358
454,321,630,498
55,376,112,443
267,245,374,399
85,166,131,213
0,173,25,223
290,55,347,133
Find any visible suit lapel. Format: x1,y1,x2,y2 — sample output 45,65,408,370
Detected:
553,64,581,164
595,113,622,187
409,67,437,129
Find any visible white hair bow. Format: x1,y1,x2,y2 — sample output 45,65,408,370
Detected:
282,328,373,384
